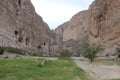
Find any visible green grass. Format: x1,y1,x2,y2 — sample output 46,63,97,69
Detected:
0,58,91,80
94,59,120,65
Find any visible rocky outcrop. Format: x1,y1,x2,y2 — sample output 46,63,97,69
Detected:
56,11,89,54
0,0,59,55
88,0,120,56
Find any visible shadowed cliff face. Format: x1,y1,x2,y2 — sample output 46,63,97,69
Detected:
0,0,61,55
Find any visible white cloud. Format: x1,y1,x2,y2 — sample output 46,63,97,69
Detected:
31,0,94,29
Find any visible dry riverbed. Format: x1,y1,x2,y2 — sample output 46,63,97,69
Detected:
74,58,120,80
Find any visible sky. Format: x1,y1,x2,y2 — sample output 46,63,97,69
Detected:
31,0,94,29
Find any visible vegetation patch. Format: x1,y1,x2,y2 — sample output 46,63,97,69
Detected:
0,46,26,55
0,58,91,80
81,43,103,62
59,49,72,57
0,46,45,57
111,79,120,80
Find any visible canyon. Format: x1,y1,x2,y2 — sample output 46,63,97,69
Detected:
0,0,120,57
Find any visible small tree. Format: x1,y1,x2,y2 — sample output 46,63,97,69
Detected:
0,46,5,55
59,49,72,57
82,44,103,62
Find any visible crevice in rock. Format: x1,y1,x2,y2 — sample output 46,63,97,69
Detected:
25,37,29,45
37,46,42,50
18,0,21,6
15,30,18,36
18,37,23,42
43,43,46,46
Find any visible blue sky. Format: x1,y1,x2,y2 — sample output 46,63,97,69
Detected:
31,0,94,29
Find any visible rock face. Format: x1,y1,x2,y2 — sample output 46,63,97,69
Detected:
63,11,88,42
0,0,59,55
88,0,120,56
1,0,120,57
56,0,120,56
56,11,89,54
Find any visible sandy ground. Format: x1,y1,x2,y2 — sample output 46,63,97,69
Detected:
74,59,120,80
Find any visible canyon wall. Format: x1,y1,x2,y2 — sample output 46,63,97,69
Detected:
88,0,120,56
1,0,120,56
55,11,89,55
56,0,120,56
0,0,60,55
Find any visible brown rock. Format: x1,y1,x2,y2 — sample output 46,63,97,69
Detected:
88,0,120,53
63,11,88,42
87,0,120,56
56,10,89,54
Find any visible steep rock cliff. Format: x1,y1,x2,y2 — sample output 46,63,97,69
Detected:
88,0,120,56
0,0,56,55
56,11,89,54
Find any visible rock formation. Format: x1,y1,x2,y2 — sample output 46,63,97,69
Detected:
88,0,120,56
0,0,61,55
55,11,89,54
1,0,120,57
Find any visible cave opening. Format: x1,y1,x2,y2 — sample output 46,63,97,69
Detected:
106,54,109,57
43,43,46,46
15,30,18,36
25,38,29,45
37,46,42,50
18,37,23,42
18,0,21,6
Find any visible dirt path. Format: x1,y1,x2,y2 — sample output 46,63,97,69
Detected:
74,59,120,80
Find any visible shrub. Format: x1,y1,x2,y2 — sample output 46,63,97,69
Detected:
116,48,120,58
0,46,5,55
5,47,25,55
0,46,26,55
31,51,44,57
82,43,103,62
118,54,120,58
59,49,72,57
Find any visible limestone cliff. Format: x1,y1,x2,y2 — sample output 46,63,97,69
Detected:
88,0,120,55
0,0,58,55
56,11,89,54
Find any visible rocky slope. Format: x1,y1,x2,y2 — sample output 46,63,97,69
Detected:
88,0,120,56
0,0,60,55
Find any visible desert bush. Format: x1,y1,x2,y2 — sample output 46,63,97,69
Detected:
116,48,120,53
0,46,5,55
82,43,103,62
118,54,120,58
116,48,120,58
0,46,26,55
5,47,25,55
59,49,72,57
31,51,44,57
